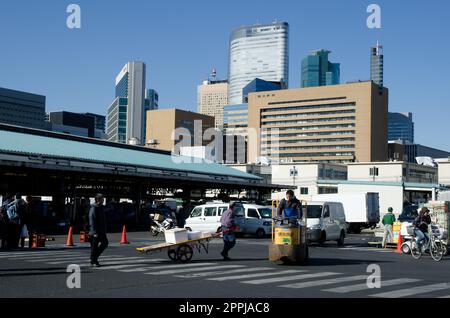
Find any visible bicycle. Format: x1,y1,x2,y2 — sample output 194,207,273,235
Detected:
410,227,444,262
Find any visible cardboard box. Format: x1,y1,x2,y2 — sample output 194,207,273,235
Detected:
165,228,188,244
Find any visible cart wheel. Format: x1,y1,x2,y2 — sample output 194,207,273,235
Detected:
168,249,177,261
177,244,193,263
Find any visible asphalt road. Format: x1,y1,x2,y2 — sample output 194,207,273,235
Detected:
1,231,450,298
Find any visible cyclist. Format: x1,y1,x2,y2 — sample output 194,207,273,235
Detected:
413,207,431,251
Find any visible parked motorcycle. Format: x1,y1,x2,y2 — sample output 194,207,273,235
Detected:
149,211,176,236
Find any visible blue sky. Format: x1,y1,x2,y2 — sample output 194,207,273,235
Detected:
0,0,449,150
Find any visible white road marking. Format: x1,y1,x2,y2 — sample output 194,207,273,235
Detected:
208,270,305,281
145,265,245,275
323,278,421,293
175,267,274,278
0,252,84,259
46,256,139,265
242,272,339,285
94,259,167,270
279,275,368,289
370,283,450,298
119,262,217,273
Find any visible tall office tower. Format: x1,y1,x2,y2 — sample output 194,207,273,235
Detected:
228,22,289,105
388,112,414,144
197,77,228,129
371,41,384,87
145,89,159,111
301,49,340,88
106,61,146,144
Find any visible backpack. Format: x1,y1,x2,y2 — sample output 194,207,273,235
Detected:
7,202,20,224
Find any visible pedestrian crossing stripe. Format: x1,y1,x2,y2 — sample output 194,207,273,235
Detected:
175,267,274,278
46,256,141,265
145,265,245,276
26,255,117,263
323,278,421,293
118,262,217,273
241,272,340,285
370,283,450,298
279,275,368,289
208,269,304,281
0,252,85,259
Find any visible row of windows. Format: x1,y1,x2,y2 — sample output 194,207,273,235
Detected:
261,102,355,113
262,144,355,151
263,116,356,126
272,152,355,158
267,96,347,106
262,109,355,120
262,130,355,138
264,137,355,145
263,123,355,132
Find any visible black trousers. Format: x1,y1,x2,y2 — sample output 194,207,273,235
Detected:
222,239,236,256
7,223,21,249
90,234,108,264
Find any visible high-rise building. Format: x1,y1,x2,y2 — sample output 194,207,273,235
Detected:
145,89,159,111
228,22,289,105
247,81,388,163
370,41,384,87
197,79,228,129
301,49,340,88
106,61,146,144
0,87,46,129
388,112,414,143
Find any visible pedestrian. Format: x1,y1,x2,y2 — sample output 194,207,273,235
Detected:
277,190,302,221
382,207,396,248
5,193,26,249
219,202,238,261
0,194,13,249
89,193,108,267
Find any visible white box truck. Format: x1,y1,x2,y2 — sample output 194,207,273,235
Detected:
311,192,380,233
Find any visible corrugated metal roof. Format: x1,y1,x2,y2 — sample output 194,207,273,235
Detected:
0,130,260,180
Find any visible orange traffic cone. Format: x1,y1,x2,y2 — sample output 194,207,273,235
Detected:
120,225,130,244
66,226,74,247
396,232,403,253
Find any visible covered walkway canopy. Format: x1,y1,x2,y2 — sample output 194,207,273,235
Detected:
0,124,290,199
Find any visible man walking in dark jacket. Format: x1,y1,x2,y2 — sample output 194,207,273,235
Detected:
89,194,108,267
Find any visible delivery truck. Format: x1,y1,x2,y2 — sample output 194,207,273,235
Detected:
311,192,380,233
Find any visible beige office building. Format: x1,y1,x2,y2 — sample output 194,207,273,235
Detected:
247,81,388,163
146,109,215,152
197,80,228,129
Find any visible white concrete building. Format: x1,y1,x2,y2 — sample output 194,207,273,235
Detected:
341,162,439,219
270,163,347,201
438,160,450,186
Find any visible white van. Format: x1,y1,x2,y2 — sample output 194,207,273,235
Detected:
305,201,347,246
184,203,273,238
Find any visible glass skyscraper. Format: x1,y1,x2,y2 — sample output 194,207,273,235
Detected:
228,22,289,105
388,112,414,143
107,61,146,145
301,50,340,88
370,42,384,87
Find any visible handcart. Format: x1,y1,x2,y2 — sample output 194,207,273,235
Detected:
268,199,309,265
136,233,221,263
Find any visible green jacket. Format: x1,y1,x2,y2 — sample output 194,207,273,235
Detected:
382,213,396,226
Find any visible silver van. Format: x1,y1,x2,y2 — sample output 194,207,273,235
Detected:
306,201,347,246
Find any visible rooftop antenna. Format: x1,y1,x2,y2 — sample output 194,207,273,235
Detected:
211,68,217,81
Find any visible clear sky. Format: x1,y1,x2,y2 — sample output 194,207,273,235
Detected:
0,0,449,150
